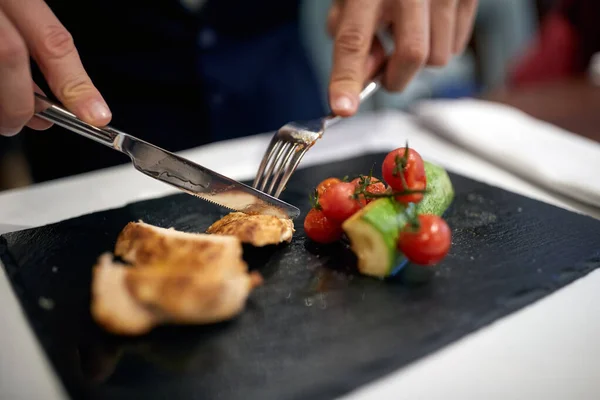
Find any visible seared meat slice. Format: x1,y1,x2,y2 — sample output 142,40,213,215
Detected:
206,212,294,247
115,221,244,268
91,254,156,335
91,221,262,336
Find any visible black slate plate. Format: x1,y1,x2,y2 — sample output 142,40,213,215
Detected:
2,152,600,400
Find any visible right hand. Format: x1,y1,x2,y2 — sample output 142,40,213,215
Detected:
0,0,111,137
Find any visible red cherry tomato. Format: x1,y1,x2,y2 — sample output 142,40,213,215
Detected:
398,215,451,266
304,208,343,244
351,176,387,203
365,181,387,202
382,147,426,204
350,176,382,188
316,177,342,197
319,182,365,223
395,181,425,204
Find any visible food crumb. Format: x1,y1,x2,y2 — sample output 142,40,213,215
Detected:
38,297,55,310
470,256,475,260
517,207,523,213
51,266,58,273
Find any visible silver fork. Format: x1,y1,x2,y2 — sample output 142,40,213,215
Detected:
253,79,382,198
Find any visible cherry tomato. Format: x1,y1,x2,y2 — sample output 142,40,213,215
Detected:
350,176,382,188
316,177,342,197
366,182,387,203
319,182,365,222
398,215,451,266
351,176,387,203
382,147,426,204
304,208,343,244
395,181,425,205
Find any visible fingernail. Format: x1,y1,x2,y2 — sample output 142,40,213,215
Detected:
333,95,356,113
86,100,112,122
0,127,20,137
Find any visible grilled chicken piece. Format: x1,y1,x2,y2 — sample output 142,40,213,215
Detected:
206,212,294,247
91,222,262,336
115,221,243,269
91,254,156,335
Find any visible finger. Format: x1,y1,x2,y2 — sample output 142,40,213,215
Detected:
326,0,343,37
328,3,388,77
329,0,382,116
3,0,111,127
365,37,386,80
26,83,53,131
453,0,478,54
385,0,429,92
427,0,458,67
0,9,34,137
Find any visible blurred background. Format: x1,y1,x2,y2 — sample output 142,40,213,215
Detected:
1,0,597,193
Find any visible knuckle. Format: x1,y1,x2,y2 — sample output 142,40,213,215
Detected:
59,75,95,101
336,25,369,55
0,30,27,65
39,25,75,59
397,41,428,66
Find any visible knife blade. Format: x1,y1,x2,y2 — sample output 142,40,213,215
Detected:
33,93,301,220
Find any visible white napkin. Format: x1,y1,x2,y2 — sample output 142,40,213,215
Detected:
413,99,600,209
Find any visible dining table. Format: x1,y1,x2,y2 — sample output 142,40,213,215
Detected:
1,79,599,400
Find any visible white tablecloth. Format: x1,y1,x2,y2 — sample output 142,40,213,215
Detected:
1,110,599,400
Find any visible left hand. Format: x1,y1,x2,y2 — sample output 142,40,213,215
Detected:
327,0,478,116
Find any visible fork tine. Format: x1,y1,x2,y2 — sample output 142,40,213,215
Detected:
273,146,309,198
253,137,282,189
261,142,293,193
254,72,380,195
266,143,298,195
255,141,287,192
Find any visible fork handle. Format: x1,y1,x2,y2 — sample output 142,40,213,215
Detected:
33,92,119,148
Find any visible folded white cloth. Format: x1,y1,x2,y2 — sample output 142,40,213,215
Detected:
413,99,600,209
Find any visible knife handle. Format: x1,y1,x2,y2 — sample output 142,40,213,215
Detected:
33,93,119,148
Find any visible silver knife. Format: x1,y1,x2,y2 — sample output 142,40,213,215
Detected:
33,93,300,220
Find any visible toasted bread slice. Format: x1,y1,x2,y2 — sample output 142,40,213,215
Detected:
91,222,263,336
206,212,294,247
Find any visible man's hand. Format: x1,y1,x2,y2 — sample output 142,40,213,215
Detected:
327,0,478,116
0,0,110,137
